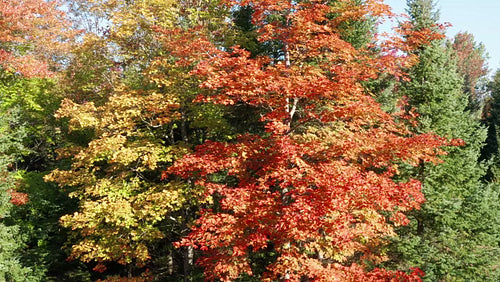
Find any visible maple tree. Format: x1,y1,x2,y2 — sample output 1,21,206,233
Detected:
0,0,72,77
166,0,452,280
451,32,489,113
45,87,186,270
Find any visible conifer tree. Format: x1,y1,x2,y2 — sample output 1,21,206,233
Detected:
385,1,500,280
481,70,500,167
334,0,377,49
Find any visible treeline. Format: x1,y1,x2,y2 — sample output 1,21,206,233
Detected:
0,0,499,281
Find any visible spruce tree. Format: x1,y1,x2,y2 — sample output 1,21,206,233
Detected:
384,0,500,280
481,70,500,171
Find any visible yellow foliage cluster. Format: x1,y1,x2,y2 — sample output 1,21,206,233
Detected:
45,84,196,265
45,0,231,271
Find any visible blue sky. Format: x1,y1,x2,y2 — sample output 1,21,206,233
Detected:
382,0,500,73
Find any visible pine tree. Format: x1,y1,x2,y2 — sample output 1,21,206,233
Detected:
334,0,377,49
385,1,500,280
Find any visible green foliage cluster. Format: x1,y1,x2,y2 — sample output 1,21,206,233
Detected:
0,71,91,280
0,109,39,282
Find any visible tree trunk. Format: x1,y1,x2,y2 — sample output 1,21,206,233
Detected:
183,246,194,282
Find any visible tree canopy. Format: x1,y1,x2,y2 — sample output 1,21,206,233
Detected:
1,0,499,281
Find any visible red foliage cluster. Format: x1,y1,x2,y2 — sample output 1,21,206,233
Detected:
452,32,488,97
0,0,73,77
8,189,29,206
162,0,450,280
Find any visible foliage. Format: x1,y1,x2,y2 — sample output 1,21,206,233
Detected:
0,0,73,77
0,109,41,282
45,87,185,267
167,0,452,280
44,2,232,279
0,1,84,278
1,0,498,280
451,32,489,113
0,67,95,280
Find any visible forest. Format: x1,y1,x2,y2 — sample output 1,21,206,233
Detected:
0,0,499,281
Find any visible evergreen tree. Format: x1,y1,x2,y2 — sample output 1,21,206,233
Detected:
406,0,439,30
334,0,377,49
0,108,41,281
481,70,500,170
384,0,500,280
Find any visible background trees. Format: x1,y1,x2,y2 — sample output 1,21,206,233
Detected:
0,0,72,77
451,32,489,114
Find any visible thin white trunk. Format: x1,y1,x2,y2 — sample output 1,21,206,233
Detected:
183,245,194,281
167,252,174,275
284,42,298,125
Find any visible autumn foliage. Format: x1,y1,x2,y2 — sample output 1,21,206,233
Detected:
160,0,451,280
0,0,72,77
452,32,488,108
44,85,191,268
0,0,498,280
10,0,478,280
8,189,29,206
